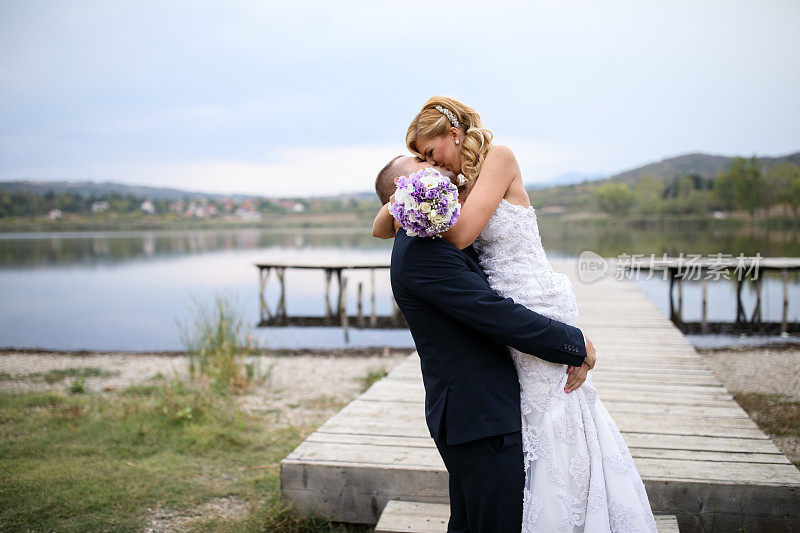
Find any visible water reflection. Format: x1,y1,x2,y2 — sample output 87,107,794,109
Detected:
3,219,798,270
0,228,392,269
0,222,797,351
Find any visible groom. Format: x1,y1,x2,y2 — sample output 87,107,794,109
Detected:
377,156,595,532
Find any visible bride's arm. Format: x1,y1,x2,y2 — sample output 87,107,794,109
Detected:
372,202,400,239
440,145,520,250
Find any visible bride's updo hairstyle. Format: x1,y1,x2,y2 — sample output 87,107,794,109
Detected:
406,96,493,185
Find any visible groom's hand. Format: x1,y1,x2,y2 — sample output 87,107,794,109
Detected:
564,362,590,393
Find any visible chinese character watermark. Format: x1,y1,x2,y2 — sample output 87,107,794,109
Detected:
576,252,762,283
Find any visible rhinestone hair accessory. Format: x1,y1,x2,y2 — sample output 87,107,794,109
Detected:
434,105,459,129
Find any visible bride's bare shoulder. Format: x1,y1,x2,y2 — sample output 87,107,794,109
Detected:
483,145,521,179
484,145,519,169
486,144,515,160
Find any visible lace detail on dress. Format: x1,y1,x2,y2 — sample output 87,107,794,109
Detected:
475,199,658,533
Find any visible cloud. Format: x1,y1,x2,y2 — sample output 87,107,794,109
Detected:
1,1,799,195
6,144,405,197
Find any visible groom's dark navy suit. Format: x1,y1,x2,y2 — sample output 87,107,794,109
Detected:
390,229,586,532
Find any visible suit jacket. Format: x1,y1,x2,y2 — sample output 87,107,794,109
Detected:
390,230,587,445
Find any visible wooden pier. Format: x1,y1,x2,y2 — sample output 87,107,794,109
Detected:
255,261,404,340
281,258,800,531
624,255,800,335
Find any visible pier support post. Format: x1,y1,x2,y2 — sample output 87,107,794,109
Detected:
370,269,377,328
276,267,286,324
701,276,708,333
736,277,745,325
668,269,676,323
750,275,762,324
782,268,789,335
259,266,272,324
357,282,364,328
335,269,344,319
340,276,349,342
324,269,333,325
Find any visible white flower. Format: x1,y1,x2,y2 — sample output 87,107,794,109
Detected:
431,214,446,225
395,188,410,203
420,175,440,188
419,202,431,213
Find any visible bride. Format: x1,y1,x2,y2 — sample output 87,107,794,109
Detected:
372,96,657,532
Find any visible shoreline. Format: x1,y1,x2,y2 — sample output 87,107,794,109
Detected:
0,346,416,358
4,341,799,357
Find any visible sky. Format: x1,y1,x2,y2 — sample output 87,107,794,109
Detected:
1,0,799,197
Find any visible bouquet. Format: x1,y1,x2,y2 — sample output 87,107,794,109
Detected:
390,167,461,238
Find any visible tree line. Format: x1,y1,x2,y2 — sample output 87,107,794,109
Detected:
595,158,800,218
0,189,379,219
0,191,162,218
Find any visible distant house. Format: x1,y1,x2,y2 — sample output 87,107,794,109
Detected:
140,200,155,215
234,207,262,220
91,201,109,213
276,199,306,212
47,208,62,220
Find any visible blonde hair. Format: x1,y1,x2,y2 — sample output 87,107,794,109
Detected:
406,96,493,184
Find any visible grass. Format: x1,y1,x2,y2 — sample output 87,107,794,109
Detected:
734,392,800,470
178,294,261,394
358,366,387,392
0,381,358,531
734,393,800,437
0,367,118,384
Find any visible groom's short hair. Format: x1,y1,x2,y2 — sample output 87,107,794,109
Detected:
375,155,406,205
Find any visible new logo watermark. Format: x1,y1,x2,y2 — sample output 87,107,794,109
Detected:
577,251,608,283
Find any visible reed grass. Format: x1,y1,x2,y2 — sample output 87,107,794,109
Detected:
177,294,260,394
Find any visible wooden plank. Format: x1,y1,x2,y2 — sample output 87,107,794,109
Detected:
305,433,789,465
375,500,449,533
375,501,682,533
314,398,765,439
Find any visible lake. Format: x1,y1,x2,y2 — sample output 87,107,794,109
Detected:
1,221,798,351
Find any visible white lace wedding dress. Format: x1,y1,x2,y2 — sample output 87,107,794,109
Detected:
472,199,657,533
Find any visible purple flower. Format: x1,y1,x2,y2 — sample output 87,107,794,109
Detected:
389,168,461,238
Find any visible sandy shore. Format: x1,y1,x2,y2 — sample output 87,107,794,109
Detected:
0,348,413,427
699,345,800,401
699,345,800,464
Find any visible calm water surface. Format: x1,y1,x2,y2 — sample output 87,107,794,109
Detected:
1,223,798,351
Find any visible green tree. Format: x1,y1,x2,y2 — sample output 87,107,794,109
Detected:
734,156,763,218
786,171,800,217
633,174,664,214
595,182,634,216
713,169,737,211
764,162,800,215
715,156,763,218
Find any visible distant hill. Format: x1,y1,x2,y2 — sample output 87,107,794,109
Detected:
528,171,607,189
0,180,372,202
525,149,800,212
4,150,799,204
605,151,800,186
0,180,268,202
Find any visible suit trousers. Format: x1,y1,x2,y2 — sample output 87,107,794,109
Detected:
434,429,524,532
